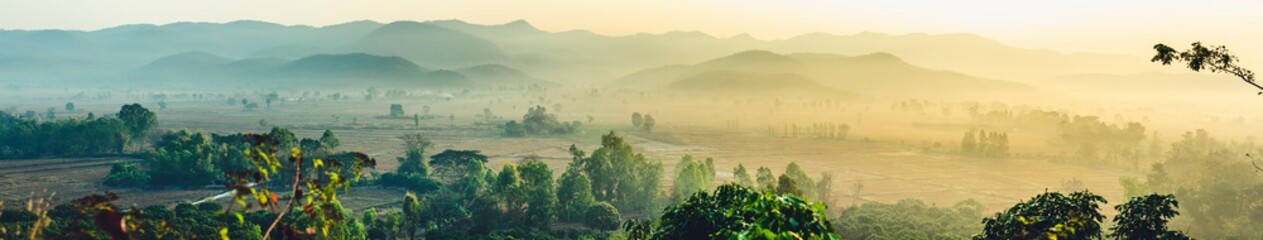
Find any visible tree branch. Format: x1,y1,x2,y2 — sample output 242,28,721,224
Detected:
263,161,302,239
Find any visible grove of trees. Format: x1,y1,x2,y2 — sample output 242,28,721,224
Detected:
0,104,154,159
503,106,581,136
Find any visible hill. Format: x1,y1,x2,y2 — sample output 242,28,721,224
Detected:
621,50,1039,100
340,21,506,68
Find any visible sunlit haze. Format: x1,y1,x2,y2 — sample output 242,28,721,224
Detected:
3,0,1262,58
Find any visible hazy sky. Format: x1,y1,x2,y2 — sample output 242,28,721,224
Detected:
3,0,1261,60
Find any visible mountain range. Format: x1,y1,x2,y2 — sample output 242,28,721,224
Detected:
0,19,1192,99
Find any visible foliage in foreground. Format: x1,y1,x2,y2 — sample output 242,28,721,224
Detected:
834,198,985,240
636,183,840,240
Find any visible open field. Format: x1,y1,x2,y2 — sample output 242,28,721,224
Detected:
0,89,1157,216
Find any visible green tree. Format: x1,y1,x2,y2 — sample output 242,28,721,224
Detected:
396,134,432,176
755,167,775,191
732,164,753,187
652,184,839,239
556,166,595,222
402,192,424,239
573,132,664,212
671,154,714,201
517,159,557,228
775,174,802,197
429,150,488,182
976,191,1107,240
1108,194,1190,240
118,103,156,140
320,129,340,151
632,112,643,128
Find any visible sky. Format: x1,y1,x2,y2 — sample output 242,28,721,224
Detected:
2,0,1261,60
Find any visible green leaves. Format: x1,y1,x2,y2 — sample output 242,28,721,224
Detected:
652,184,840,240
977,191,1107,240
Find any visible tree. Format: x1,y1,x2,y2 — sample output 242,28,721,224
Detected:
402,192,424,239
556,166,595,222
320,129,340,151
671,155,714,201
65,102,74,112
962,130,977,154
732,164,753,187
429,150,489,182
118,103,156,140
1152,42,1257,92
817,172,834,204
976,191,1107,240
572,132,664,212
1108,194,1190,240
390,104,405,118
642,114,656,132
144,130,220,186
755,167,775,191
632,112,643,128
775,174,802,196
652,184,839,239
517,159,557,228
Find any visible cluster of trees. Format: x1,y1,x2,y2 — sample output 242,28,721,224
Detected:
631,112,656,132
670,155,715,201
503,106,582,136
961,129,1010,158
357,131,660,239
1057,116,1147,163
766,122,851,139
1118,129,1263,239
106,128,343,187
833,198,985,239
0,104,154,159
731,162,833,203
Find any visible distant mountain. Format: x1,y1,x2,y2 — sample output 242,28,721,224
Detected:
621,50,1039,100
126,52,469,88
125,52,557,89
455,64,556,87
0,19,1164,88
340,21,506,68
768,32,1163,82
666,71,859,97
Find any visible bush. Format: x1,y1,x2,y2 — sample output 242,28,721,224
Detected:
103,162,149,187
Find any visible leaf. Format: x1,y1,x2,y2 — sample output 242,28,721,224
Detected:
233,212,244,224
313,159,324,170
269,192,280,206
219,227,230,240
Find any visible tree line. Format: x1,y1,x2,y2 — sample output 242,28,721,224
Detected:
0,104,155,159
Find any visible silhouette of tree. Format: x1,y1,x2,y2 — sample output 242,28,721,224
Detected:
1153,42,1257,92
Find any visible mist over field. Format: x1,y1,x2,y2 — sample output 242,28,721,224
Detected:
1,3,1261,239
